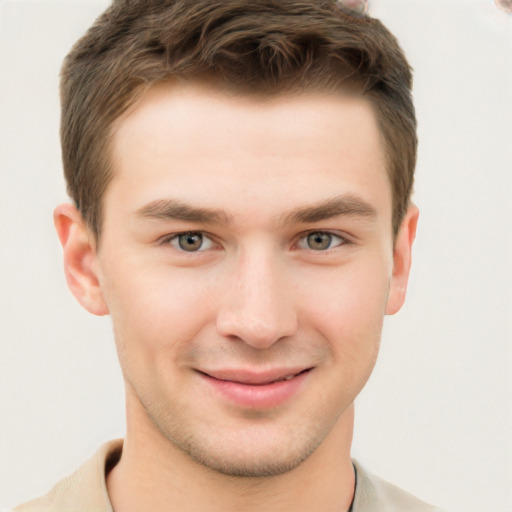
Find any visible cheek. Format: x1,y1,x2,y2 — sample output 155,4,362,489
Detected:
102,264,217,357
298,259,390,359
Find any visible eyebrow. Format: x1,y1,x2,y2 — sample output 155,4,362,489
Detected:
135,194,377,227
136,199,231,225
280,195,377,226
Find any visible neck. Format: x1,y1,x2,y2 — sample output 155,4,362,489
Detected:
107,395,356,512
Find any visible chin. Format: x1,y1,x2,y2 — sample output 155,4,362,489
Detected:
186,444,317,478
168,422,329,478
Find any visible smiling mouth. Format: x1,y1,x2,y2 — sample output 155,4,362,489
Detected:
198,368,312,386
197,368,312,409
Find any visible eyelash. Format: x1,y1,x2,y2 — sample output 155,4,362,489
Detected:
296,231,348,251
160,231,216,252
160,230,349,253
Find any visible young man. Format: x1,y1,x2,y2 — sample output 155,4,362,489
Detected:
14,1,444,510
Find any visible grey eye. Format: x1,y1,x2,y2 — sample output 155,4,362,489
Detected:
307,232,334,251
297,231,346,251
177,232,204,252
166,232,215,252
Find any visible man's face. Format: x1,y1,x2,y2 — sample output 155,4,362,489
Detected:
73,83,415,476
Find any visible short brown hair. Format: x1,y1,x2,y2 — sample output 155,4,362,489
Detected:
60,0,417,239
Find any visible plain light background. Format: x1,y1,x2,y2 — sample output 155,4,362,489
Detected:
0,0,510,510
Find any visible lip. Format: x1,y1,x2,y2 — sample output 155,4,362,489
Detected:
197,367,312,409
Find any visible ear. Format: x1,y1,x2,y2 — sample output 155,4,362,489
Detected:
54,204,109,316
385,205,419,315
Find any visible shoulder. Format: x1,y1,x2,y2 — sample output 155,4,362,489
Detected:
352,460,447,512
10,440,122,512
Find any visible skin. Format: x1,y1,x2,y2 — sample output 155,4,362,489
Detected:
55,82,418,512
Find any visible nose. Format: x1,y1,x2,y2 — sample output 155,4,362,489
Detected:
216,248,298,349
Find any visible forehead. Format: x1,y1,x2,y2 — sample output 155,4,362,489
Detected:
106,82,391,224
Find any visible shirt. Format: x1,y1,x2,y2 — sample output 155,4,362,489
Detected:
12,439,445,512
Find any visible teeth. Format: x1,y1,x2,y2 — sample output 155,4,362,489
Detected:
282,374,294,381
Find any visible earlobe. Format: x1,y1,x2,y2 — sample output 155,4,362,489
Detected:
54,204,109,316
385,205,419,315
